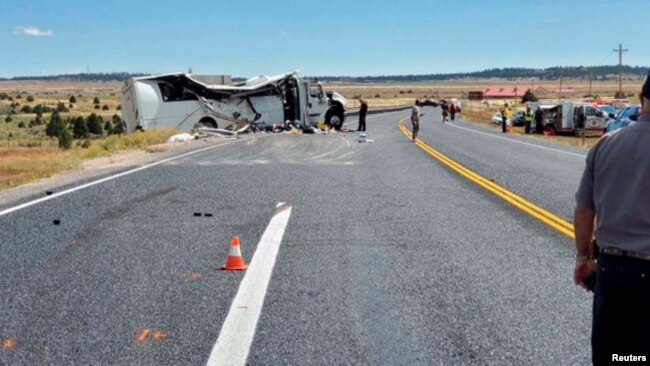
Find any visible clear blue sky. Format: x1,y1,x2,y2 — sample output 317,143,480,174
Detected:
1,0,648,78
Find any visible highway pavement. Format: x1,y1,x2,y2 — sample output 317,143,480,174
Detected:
1,110,594,365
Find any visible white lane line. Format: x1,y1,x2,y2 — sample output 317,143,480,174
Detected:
0,139,245,218
447,121,587,158
206,202,293,366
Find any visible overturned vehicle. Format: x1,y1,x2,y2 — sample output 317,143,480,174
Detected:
120,71,348,134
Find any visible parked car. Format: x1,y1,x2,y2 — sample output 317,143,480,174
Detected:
491,112,511,126
511,109,526,126
598,105,617,119
605,105,640,133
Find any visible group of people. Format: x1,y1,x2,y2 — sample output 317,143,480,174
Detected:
500,103,545,134
441,100,457,123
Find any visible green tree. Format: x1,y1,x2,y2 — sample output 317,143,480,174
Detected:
87,113,103,135
104,121,114,134
5,115,12,123
17,121,26,128
93,97,100,104
56,102,69,113
112,114,124,134
521,89,538,103
58,128,73,149
46,112,66,137
73,116,89,139
26,95,35,102
20,105,32,114
69,95,77,104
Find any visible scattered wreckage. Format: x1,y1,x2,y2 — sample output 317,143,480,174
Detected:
120,71,348,136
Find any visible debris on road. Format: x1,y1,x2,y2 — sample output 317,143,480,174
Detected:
166,133,195,143
2,338,16,351
136,328,168,343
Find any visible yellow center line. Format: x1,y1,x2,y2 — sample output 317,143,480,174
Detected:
398,119,575,239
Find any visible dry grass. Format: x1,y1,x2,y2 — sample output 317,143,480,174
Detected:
0,128,178,190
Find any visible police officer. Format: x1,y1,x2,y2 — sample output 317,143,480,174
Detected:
524,105,533,134
357,98,368,132
574,70,650,364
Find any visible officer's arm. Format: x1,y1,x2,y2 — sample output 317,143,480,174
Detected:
574,205,596,258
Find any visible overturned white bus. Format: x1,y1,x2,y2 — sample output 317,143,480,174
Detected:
120,71,348,133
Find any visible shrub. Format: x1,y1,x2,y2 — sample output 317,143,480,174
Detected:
46,112,66,137
94,104,100,110
73,116,89,139
34,115,44,125
15,94,22,99
87,113,103,135
5,115,12,123
614,91,626,99
93,97,100,104
116,105,121,110
26,95,35,102
81,139,92,148
56,102,69,113
17,121,26,128
112,114,124,134
104,121,114,134
58,128,73,149
69,95,77,104
21,105,32,114
102,104,109,111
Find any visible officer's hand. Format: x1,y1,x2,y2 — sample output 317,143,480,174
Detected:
573,259,597,291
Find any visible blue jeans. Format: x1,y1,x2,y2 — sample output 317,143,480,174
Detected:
592,254,650,364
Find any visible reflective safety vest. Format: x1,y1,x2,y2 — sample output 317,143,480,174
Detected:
524,110,533,122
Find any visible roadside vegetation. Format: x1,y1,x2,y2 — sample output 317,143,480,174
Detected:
0,87,177,190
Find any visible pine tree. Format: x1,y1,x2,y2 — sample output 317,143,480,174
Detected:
46,112,66,137
73,116,89,139
58,128,73,149
87,113,103,135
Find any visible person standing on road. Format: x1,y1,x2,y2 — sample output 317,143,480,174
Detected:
501,103,511,133
574,70,650,364
411,100,421,141
524,105,533,134
449,103,457,121
534,106,544,134
357,98,368,132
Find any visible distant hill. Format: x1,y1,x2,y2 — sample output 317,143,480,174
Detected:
315,65,650,83
1,65,648,83
0,72,148,82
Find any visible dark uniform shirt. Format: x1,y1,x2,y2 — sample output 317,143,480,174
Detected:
575,114,650,255
359,102,368,118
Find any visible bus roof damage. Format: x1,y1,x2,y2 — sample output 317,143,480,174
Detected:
121,71,348,134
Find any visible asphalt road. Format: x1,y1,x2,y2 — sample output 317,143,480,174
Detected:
1,110,593,365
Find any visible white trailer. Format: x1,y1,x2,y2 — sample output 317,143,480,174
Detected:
120,71,348,133
530,102,607,136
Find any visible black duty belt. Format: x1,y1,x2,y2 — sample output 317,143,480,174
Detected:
600,247,650,262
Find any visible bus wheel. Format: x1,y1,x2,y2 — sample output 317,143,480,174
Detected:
197,117,218,129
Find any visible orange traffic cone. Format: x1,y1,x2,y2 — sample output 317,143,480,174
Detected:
221,236,248,271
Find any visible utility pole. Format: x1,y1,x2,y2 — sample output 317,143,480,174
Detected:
588,71,593,97
613,43,628,97
559,73,563,101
